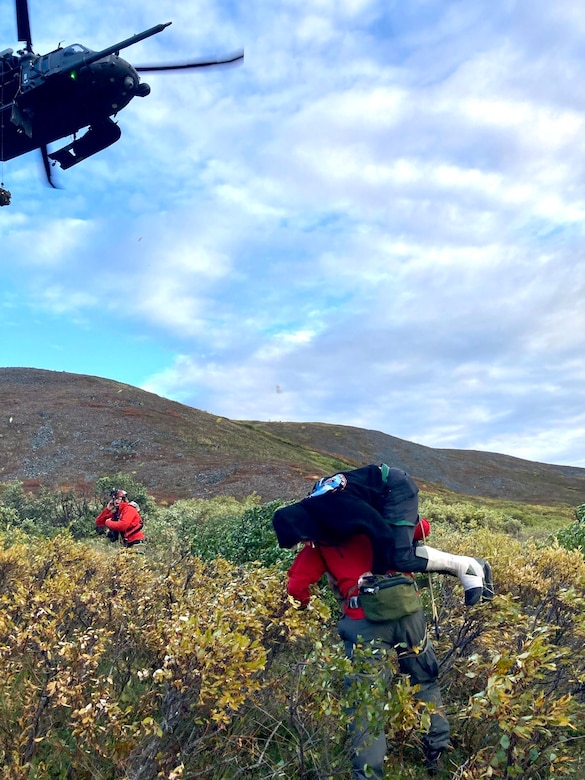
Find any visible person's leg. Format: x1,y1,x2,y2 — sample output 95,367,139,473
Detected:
338,616,389,780
393,611,451,774
415,545,493,605
339,611,451,777
382,468,420,526
390,525,493,606
390,523,424,571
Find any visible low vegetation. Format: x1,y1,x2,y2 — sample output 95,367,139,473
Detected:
0,478,584,779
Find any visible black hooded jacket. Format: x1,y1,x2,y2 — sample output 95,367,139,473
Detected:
272,464,419,574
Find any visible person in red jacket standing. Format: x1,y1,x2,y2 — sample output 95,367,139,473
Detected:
95,489,145,550
286,529,451,778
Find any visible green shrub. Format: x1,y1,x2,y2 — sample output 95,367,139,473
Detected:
555,503,585,553
419,495,573,537
147,494,260,559
0,481,95,539
557,523,584,552
148,496,294,568
420,496,511,532
190,500,293,567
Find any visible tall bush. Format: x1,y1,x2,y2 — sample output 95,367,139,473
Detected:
556,503,585,552
0,481,94,538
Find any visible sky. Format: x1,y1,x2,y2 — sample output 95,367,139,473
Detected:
1,0,584,469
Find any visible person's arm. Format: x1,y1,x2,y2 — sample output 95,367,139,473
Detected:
287,544,327,607
95,506,113,534
105,503,139,532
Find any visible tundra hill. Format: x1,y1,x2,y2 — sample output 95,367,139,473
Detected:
245,420,585,506
0,367,349,502
0,367,583,507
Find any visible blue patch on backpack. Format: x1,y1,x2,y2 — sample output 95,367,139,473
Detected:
309,473,347,497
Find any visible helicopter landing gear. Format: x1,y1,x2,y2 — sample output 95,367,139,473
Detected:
48,119,122,170
0,185,11,206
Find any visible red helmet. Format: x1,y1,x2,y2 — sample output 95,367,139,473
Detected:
110,488,127,500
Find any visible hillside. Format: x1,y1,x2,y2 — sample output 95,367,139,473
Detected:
246,421,585,505
0,367,584,506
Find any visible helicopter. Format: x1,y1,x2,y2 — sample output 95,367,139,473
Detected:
0,0,243,200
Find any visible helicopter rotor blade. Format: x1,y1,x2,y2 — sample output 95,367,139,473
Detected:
40,145,57,189
135,49,244,73
15,0,33,51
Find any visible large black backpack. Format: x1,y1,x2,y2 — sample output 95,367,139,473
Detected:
272,464,418,573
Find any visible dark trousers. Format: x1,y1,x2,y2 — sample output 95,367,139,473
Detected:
338,610,450,780
388,524,428,573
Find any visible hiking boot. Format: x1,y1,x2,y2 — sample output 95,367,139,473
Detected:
416,546,485,606
463,557,485,606
476,558,495,601
424,747,444,775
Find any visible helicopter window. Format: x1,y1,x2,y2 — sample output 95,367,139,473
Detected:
63,44,88,56
36,52,62,73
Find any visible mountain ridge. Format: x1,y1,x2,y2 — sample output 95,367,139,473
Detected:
0,367,583,506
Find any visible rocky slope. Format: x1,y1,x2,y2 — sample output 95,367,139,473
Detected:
1,367,583,505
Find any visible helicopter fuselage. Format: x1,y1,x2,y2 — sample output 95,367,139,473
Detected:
0,43,150,161
0,11,241,190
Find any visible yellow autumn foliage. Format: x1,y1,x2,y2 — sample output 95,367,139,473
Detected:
0,524,584,779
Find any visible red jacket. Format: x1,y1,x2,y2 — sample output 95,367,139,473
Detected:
287,515,430,620
287,534,376,619
96,502,144,545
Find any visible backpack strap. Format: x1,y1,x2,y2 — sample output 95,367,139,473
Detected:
380,463,390,484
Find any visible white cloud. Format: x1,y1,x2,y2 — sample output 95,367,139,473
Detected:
2,0,585,470
5,217,96,268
